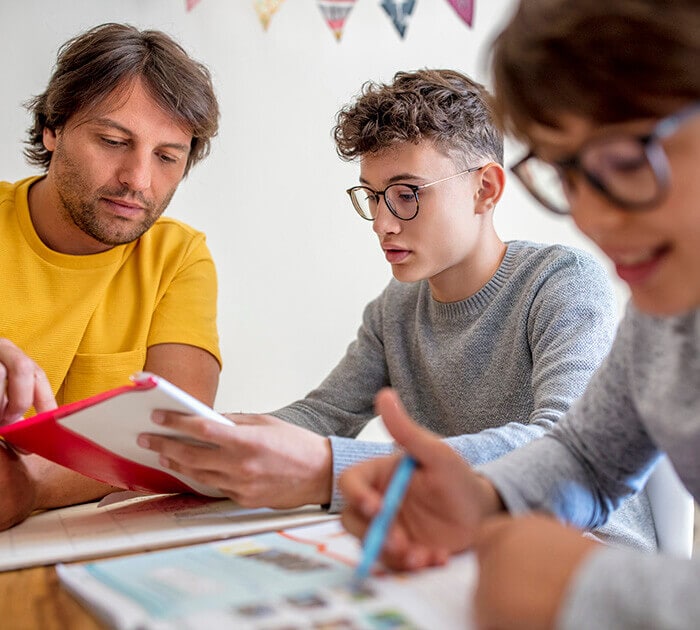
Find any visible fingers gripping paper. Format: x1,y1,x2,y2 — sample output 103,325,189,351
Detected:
0,373,232,496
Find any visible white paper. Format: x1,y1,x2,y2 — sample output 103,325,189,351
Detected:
0,493,334,572
59,373,233,496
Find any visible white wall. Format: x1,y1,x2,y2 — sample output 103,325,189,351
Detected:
0,0,627,413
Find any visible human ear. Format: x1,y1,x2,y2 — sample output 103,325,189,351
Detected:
474,163,505,214
42,127,58,153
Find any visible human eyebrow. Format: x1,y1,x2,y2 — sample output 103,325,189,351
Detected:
386,173,422,185
358,173,422,187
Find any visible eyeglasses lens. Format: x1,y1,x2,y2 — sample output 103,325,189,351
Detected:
520,137,662,214
581,137,660,207
385,184,418,220
517,158,570,214
350,185,418,220
349,188,377,220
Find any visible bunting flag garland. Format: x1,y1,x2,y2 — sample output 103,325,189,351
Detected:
445,0,474,27
186,1,477,40
317,0,358,41
380,0,417,39
254,0,286,30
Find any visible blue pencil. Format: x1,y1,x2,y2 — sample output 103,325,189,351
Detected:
354,454,417,582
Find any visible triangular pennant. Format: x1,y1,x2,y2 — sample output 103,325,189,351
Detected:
317,0,357,41
254,0,286,31
185,0,201,11
445,0,474,27
380,0,417,39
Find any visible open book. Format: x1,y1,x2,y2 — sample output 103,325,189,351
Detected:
57,520,476,629
0,373,231,496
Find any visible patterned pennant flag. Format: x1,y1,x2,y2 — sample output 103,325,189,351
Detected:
445,0,475,27
185,0,201,11
255,0,286,30
381,0,417,39
317,0,357,41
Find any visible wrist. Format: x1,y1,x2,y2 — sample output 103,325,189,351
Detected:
0,449,38,530
478,474,506,516
312,436,333,506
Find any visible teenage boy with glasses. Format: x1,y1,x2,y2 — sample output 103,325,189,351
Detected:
140,69,653,550
340,1,700,628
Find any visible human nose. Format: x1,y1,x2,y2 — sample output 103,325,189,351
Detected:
118,150,152,192
372,194,401,236
569,177,628,240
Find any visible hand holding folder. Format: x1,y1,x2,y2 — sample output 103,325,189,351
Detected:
0,373,233,496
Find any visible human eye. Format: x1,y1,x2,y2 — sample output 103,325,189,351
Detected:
585,138,647,178
101,136,127,148
391,185,416,203
157,152,180,165
354,188,373,202
605,153,647,175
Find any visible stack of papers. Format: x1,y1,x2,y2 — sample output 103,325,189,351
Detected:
0,493,334,572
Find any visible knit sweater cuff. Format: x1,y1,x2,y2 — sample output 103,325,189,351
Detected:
327,436,396,512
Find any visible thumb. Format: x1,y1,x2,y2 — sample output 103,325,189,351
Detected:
375,388,447,466
33,369,57,414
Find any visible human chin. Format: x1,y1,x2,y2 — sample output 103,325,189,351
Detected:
629,281,700,317
74,205,159,246
388,263,416,283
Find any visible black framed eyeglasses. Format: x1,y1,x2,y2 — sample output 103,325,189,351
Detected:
346,165,484,221
511,100,700,215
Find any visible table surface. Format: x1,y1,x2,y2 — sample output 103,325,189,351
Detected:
1,564,103,629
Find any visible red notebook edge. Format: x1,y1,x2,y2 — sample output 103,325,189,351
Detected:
0,376,197,495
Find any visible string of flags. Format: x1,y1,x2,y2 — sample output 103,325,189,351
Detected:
185,1,475,40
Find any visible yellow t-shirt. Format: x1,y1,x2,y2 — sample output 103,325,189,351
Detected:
0,176,221,405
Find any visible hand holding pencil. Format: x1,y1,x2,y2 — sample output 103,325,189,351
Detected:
340,388,504,572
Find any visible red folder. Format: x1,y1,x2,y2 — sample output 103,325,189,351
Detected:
0,373,232,496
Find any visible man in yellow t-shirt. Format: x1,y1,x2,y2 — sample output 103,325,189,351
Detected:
0,23,222,531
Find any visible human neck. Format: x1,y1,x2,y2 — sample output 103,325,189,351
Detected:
428,229,507,303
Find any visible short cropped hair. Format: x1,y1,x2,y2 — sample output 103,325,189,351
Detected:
333,69,503,167
24,22,219,175
491,0,700,142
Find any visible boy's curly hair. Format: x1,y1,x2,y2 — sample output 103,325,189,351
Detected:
333,68,503,166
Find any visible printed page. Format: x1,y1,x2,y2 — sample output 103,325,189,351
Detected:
58,520,477,629
0,493,334,572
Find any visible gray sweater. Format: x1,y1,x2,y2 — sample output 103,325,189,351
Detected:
273,241,655,549
480,303,700,628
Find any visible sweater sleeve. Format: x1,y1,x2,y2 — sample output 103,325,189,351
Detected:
558,546,700,630
478,308,659,530
446,248,616,465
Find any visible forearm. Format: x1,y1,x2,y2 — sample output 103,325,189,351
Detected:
445,419,555,465
25,454,116,510
328,436,508,514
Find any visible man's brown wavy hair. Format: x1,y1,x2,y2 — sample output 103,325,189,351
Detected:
333,68,503,167
24,23,219,176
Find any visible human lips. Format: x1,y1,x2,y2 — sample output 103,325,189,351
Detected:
607,244,671,285
382,243,411,264
103,197,146,219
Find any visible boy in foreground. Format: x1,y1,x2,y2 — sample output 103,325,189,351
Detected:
340,1,700,627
